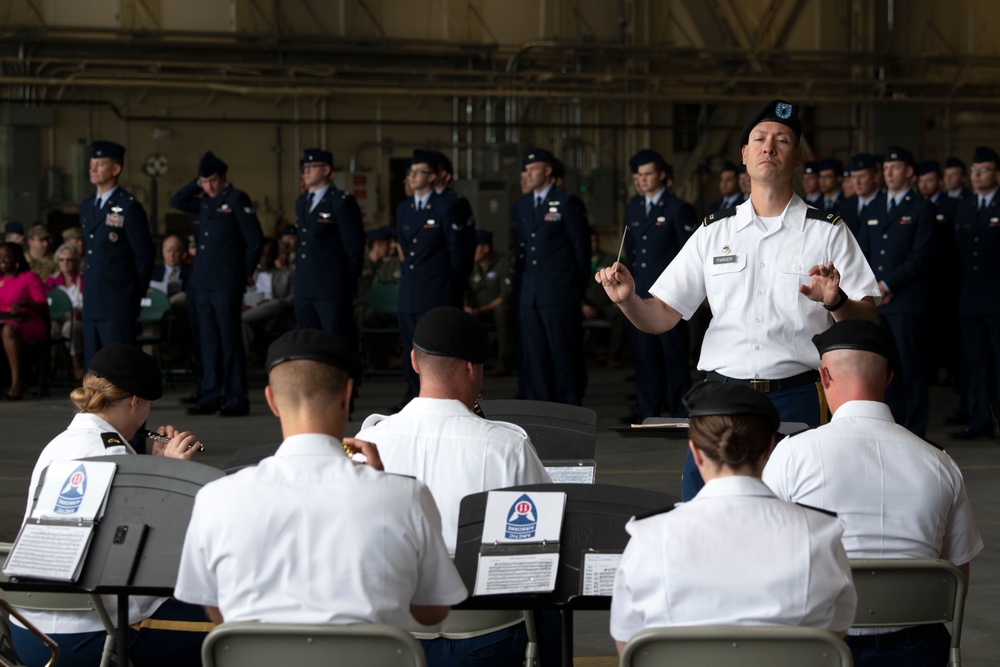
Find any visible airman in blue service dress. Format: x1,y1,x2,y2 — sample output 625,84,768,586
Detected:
838,153,884,242
951,146,1000,439
624,149,696,420
170,151,263,416
708,160,744,213
293,148,366,345
428,151,478,307
512,149,590,405
857,146,934,436
79,141,155,368
396,149,476,402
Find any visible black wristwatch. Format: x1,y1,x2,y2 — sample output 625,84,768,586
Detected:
823,287,849,312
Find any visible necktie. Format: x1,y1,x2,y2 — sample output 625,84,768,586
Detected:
979,197,985,211
887,198,894,213
94,196,102,218
167,267,178,283
306,192,314,211
645,200,651,216
535,196,543,209
825,199,833,211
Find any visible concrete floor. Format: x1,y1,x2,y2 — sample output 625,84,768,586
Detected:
0,364,996,664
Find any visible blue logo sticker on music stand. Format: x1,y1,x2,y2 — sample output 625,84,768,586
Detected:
505,493,538,540
54,464,88,515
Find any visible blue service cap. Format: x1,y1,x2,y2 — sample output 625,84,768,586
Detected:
739,99,802,146
944,156,965,170
89,141,125,160
4,221,24,235
630,149,664,172
476,230,493,246
719,160,740,175
523,149,555,168
972,146,1000,165
302,148,333,167
883,146,914,166
916,160,941,177
412,149,437,167
849,153,876,172
803,161,819,174
550,157,565,180
366,226,394,242
198,151,228,177
817,158,843,174
427,151,453,174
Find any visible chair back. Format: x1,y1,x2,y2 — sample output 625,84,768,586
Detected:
139,289,172,324
478,399,597,460
46,288,73,321
363,283,400,316
620,626,852,667
850,558,965,663
202,622,426,667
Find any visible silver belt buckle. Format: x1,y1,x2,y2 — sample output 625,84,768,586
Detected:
749,379,771,393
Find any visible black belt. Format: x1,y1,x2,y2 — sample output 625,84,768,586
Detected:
844,624,945,650
705,370,820,393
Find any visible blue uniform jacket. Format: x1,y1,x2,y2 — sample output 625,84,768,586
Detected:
838,194,882,241
170,179,264,294
954,194,1000,317
80,186,154,321
437,188,478,284
396,191,474,313
294,186,366,301
512,186,590,307
858,189,934,315
624,192,696,298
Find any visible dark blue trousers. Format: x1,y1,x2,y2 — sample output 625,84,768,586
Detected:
881,314,930,437
845,623,950,667
399,310,424,403
519,302,584,406
194,290,248,411
82,319,136,369
681,380,822,501
630,322,691,420
961,315,1000,433
419,622,527,667
295,297,356,348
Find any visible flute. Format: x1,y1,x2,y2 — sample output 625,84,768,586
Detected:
138,428,206,452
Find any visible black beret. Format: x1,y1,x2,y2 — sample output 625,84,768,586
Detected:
812,319,900,374
89,141,125,160
413,306,489,364
428,151,453,174
883,146,914,166
475,230,493,245
266,328,362,382
198,151,228,177
523,149,555,168
682,382,780,433
366,226,394,242
302,148,333,167
817,158,843,174
739,99,802,146
972,146,999,165
849,153,876,172
916,160,941,177
944,156,965,170
88,343,163,401
719,160,740,175
4,221,24,235
803,161,818,174
550,157,566,180
411,149,436,167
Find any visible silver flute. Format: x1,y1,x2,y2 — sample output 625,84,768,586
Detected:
138,428,205,452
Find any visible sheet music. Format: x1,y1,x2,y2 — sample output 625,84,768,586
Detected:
581,552,622,596
3,523,93,582
474,553,559,595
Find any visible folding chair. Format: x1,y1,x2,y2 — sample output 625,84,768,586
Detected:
619,626,853,667
477,399,597,460
45,288,76,387
202,622,426,667
850,558,966,667
137,290,173,388
360,283,402,376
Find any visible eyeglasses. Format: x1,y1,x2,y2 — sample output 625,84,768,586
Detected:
407,169,432,177
970,166,996,174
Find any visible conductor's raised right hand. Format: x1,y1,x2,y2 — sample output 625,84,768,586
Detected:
595,262,635,304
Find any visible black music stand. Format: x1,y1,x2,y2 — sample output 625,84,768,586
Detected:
452,483,678,667
478,399,597,460
1,455,223,666
222,443,280,474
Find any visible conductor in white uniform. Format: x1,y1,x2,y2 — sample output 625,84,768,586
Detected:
763,319,983,667
610,382,857,654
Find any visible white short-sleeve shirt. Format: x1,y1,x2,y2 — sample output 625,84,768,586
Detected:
14,413,162,635
609,476,856,643
355,398,552,553
649,195,880,379
762,400,984,565
174,434,468,626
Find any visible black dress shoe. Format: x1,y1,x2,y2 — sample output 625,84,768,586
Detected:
186,404,220,416
949,427,991,441
944,413,970,426
180,394,201,405
218,405,250,417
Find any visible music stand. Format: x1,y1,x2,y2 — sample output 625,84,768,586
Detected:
452,483,678,667
1,455,223,666
222,443,280,474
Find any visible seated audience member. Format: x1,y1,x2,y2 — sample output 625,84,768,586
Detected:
610,382,856,653
62,226,85,258
241,237,294,358
275,223,297,270
0,242,47,399
464,230,515,376
763,319,983,667
354,226,398,368
44,242,85,379
4,221,25,245
150,232,192,301
11,344,207,667
175,329,466,629
25,224,56,279
355,307,550,667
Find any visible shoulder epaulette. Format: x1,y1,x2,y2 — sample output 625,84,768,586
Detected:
703,207,736,226
101,432,125,449
633,504,676,521
806,209,843,225
795,502,838,518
